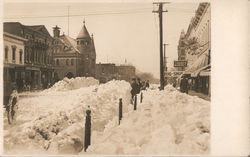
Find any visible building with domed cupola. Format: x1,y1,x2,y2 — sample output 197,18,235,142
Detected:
52,21,96,80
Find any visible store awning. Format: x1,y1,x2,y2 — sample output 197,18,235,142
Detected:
200,66,211,76
185,49,209,77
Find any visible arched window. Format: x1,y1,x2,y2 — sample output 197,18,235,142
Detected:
71,59,74,65
56,59,60,65
4,46,8,59
19,50,23,63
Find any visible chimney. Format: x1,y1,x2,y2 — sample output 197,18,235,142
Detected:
53,25,61,38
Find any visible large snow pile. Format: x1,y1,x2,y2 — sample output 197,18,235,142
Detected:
4,80,131,155
46,77,99,92
85,85,210,155
4,81,210,155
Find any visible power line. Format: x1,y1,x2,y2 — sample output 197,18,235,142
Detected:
4,10,152,19
4,7,200,20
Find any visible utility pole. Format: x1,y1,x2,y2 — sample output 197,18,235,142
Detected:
163,43,168,85
163,44,168,71
153,2,169,90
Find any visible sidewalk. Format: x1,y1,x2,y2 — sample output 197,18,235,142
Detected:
188,90,210,101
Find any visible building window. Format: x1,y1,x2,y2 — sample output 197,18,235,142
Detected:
19,50,23,63
11,45,16,61
71,59,74,65
66,59,69,65
4,46,8,59
56,59,60,65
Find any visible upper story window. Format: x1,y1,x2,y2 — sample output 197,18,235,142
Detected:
66,59,69,65
4,46,8,60
19,50,23,63
11,45,17,61
56,59,60,65
71,59,74,65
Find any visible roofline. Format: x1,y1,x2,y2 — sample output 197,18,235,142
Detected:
4,32,28,41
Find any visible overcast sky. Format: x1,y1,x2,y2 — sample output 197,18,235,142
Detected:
4,2,199,78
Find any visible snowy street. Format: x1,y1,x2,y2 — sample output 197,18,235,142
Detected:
4,77,210,155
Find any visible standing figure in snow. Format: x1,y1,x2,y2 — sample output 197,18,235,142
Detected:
130,78,138,103
141,81,146,90
6,84,19,124
137,78,142,94
173,80,177,88
180,76,189,94
145,80,150,89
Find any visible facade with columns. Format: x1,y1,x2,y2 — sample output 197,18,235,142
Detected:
52,21,96,80
4,22,54,90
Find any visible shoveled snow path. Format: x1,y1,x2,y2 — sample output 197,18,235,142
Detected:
85,86,210,155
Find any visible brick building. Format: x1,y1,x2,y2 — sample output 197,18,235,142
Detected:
3,32,27,104
52,21,96,80
95,63,117,83
95,63,136,83
4,22,54,90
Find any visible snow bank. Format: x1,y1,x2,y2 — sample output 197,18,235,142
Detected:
86,85,210,155
46,77,99,92
4,80,131,155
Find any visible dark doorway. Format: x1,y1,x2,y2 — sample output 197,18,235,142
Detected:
66,72,74,79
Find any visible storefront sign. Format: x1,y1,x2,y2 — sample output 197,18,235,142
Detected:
165,71,183,77
174,61,187,67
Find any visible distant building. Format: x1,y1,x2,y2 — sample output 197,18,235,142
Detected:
3,32,27,104
95,63,117,83
116,65,136,82
52,21,96,80
176,30,187,71
4,22,54,90
95,63,136,83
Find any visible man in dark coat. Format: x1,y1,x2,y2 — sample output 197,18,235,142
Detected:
180,76,188,93
130,78,138,100
145,80,150,89
137,78,142,94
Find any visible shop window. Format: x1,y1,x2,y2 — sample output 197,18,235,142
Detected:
71,59,74,65
19,50,23,63
66,59,69,65
56,59,60,65
4,46,8,60
11,45,16,61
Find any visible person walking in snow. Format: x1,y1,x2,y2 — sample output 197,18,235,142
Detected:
145,80,150,89
180,76,188,94
6,84,19,124
130,78,137,100
141,81,146,90
137,78,142,94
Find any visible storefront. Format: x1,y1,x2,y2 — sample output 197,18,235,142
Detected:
25,66,41,89
185,50,210,96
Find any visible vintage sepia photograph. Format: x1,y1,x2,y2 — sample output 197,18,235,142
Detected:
3,1,211,155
